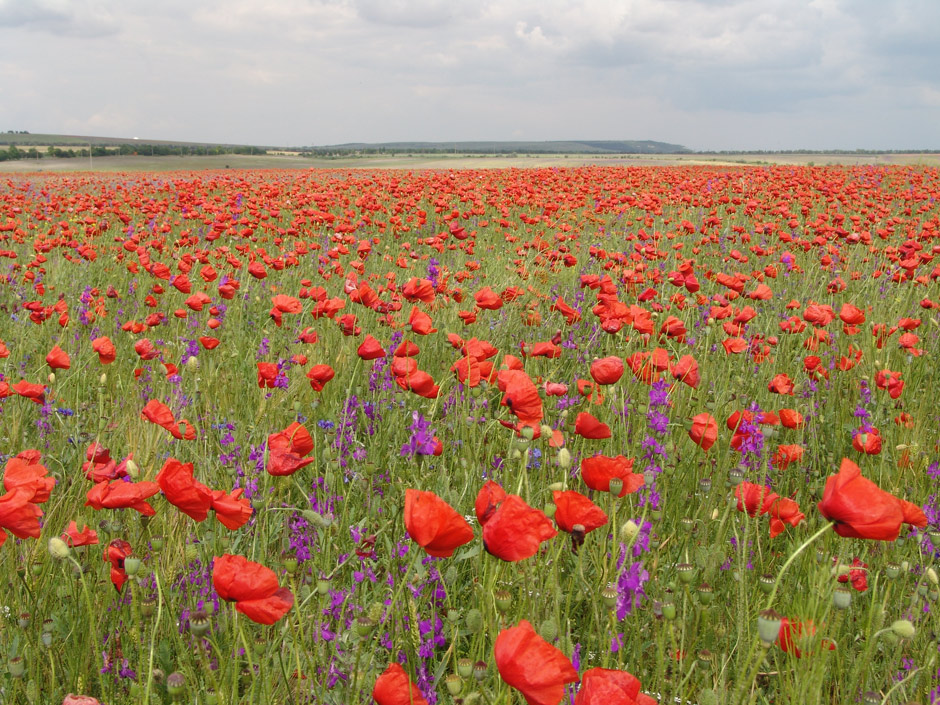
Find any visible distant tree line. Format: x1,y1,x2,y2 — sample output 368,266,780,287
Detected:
0,143,267,161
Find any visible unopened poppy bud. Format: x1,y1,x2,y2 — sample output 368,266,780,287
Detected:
457,658,474,678
547,481,565,492
166,672,185,698
7,656,25,678
124,458,139,479
189,610,211,637
99,373,107,386
557,448,571,469
540,424,553,438
926,567,938,586
543,503,556,519
186,356,199,372
48,372,56,384
520,426,535,441
538,618,558,642
445,674,463,696
757,609,782,646
608,477,624,496
890,619,915,639
48,537,71,560
601,584,618,609
620,519,640,543
465,608,484,633
833,586,852,610
493,589,511,613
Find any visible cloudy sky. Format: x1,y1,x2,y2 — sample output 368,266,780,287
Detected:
2,0,938,150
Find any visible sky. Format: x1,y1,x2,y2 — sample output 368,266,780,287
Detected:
2,0,939,151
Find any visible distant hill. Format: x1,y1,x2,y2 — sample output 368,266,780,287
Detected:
0,131,270,149
311,140,692,154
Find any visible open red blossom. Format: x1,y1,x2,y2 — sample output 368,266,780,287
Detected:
257,361,279,388
4,451,55,504
141,399,195,440
357,334,386,360
104,539,133,592
852,428,882,455
574,412,611,440
12,380,46,404
777,617,835,658
372,662,429,705
590,356,624,385
62,521,98,547
817,458,927,540
495,619,578,705
778,408,804,428
734,482,805,537
85,479,160,516
575,667,658,705
404,489,474,558
552,490,608,534
210,488,253,530
156,458,213,522
475,480,508,526
483,494,557,562
768,373,795,395
688,413,718,451
670,354,700,389
0,488,43,548
266,422,315,476
306,364,335,392
772,444,805,470
836,557,869,592
212,554,294,624
46,345,71,370
498,369,543,428
580,455,644,497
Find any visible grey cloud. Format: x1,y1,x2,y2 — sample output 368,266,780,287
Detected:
0,0,118,37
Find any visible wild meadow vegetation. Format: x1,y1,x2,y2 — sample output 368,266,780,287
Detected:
0,165,938,704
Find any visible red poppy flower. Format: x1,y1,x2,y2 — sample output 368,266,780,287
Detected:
778,408,804,429
404,489,474,558
12,380,46,404
306,364,335,392
777,617,834,658
85,479,160,516
156,458,213,522
46,345,71,370
768,373,795,395
104,539,133,592
141,399,195,440
475,286,504,310
357,334,386,360
836,557,869,592
852,428,882,455
688,413,718,451
590,356,624,385
498,369,543,427
266,422,315,476
475,480,508,526
133,338,159,361
210,488,253,530
574,412,611,440
3,451,54,504
372,662,429,705
199,336,220,350
817,458,927,540
671,354,700,389
483,494,557,561
0,488,43,548
62,521,98,547
257,362,279,389
575,667,658,705
552,490,608,534
407,306,437,335
580,455,644,497
495,619,578,705
734,482,805,537
772,444,804,470
212,554,294,624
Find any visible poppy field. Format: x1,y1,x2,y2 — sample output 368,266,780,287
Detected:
1,164,939,704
